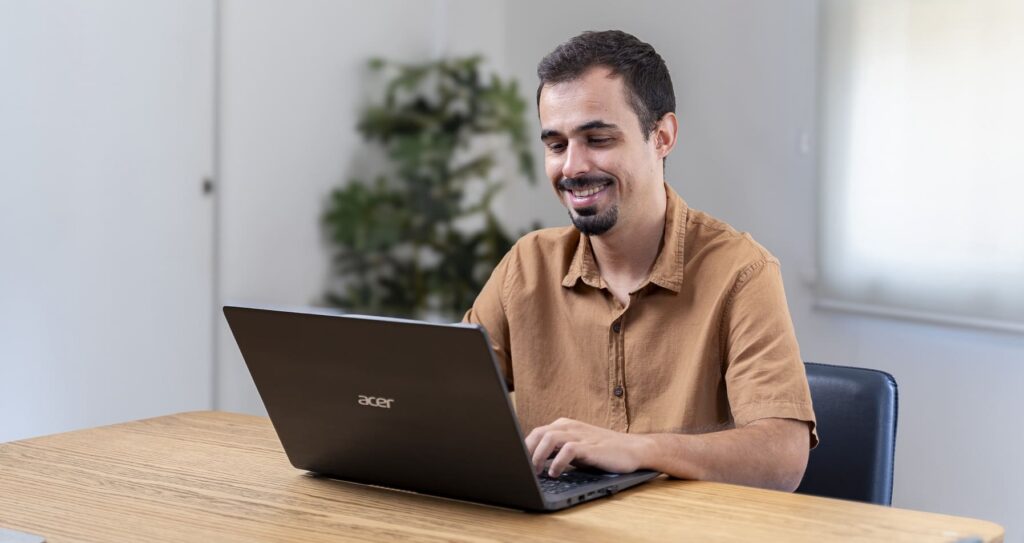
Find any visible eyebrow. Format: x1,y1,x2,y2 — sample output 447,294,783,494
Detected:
540,120,620,140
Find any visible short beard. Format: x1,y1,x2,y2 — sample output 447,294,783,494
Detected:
569,204,619,236
558,174,619,236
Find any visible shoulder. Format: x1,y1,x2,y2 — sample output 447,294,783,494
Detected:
499,226,579,287
508,226,579,265
512,226,578,252
685,207,779,278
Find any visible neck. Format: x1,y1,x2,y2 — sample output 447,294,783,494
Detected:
589,186,668,290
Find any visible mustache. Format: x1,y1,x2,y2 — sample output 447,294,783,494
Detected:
557,174,615,191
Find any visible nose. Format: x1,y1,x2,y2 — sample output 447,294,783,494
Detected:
560,141,592,181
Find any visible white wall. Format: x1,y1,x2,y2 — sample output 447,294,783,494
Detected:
0,0,215,443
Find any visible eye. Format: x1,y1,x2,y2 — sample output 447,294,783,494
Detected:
547,142,566,153
588,137,612,146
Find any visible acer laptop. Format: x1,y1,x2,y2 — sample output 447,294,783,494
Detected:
223,304,660,511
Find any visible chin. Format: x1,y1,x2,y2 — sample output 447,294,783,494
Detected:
568,204,619,237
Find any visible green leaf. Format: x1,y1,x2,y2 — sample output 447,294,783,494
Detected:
323,53,537,317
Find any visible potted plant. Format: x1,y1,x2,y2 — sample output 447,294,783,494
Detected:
324,56,536,320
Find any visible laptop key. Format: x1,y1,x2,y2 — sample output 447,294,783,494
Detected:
538,470,608,494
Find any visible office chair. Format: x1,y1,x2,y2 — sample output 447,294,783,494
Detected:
795,362,898,505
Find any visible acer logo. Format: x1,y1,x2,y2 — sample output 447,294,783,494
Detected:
357,395,395,409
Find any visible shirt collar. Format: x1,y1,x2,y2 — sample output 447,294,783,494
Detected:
561,183,688,293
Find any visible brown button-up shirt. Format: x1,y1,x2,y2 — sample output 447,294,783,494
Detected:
464,183,817,446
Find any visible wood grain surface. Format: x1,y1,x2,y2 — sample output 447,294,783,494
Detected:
0,411,1004,542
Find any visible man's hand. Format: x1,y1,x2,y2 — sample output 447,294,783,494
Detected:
524,417,653,477
523,416,811,491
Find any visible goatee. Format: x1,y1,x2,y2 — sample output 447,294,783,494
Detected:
569,204,618,236
558,174,619,236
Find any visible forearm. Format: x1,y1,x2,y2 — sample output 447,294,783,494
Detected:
637,418,809,492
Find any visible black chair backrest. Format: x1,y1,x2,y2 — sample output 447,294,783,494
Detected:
796,362,898,505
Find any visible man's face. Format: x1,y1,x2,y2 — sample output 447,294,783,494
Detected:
538,66,665,237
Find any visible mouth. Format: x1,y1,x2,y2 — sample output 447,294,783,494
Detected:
570,185,608,198
563,180,613,208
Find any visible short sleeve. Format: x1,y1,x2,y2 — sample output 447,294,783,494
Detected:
463,248,515,390
721,259,818,448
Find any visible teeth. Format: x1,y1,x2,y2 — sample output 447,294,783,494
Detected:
572,185,607,198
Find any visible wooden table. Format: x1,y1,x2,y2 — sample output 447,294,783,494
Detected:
0,411,1004,542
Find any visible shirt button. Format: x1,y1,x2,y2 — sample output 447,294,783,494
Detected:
613,386,624,397
612,321,622,333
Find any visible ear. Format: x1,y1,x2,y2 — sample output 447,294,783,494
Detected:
652,112,679,160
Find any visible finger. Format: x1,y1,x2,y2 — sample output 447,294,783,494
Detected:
548,442,582,478
531,431,559,474
531,430,567,474
523,425,549,458
528,424,544,454
551,417,572,428
525,418,578,457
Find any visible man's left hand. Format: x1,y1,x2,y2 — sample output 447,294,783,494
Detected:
524,417,652,477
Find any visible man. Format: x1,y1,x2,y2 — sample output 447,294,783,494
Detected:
463,30,817,492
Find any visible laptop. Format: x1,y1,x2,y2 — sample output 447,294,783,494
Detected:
223,304,660,511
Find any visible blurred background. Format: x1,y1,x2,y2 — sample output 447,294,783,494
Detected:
1,0,1022,539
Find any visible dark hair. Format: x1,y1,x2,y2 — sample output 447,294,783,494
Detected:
537,30,675,140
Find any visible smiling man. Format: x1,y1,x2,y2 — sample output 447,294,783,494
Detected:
463,30,817,492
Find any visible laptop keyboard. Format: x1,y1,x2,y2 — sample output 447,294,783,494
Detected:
537,470,605,494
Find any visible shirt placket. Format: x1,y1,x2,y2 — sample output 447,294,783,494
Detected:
608,301,630,432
